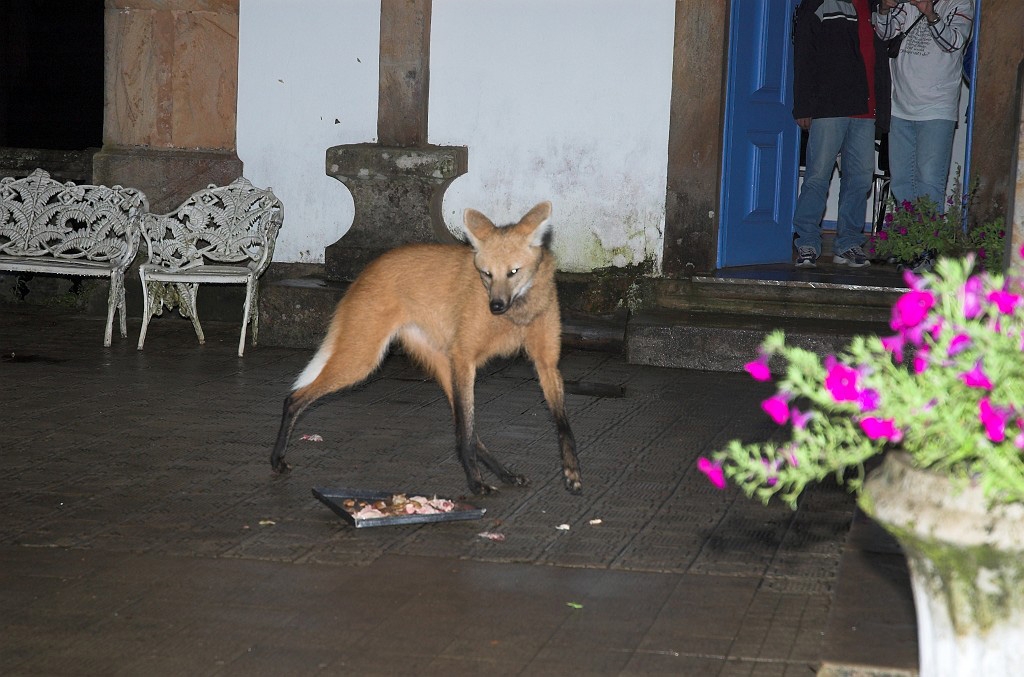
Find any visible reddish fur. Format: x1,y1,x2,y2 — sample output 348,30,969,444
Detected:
270,202,581,495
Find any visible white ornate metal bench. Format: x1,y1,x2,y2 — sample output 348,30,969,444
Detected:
136,177,284,357
0,168,149,346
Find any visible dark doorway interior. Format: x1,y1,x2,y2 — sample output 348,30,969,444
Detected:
0,0,104,150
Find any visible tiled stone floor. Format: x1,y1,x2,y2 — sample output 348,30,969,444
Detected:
0,306,914,676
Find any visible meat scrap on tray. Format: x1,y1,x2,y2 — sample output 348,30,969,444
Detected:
342,494,457,520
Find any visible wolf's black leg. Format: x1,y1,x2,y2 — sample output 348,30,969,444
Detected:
452,376,496,494
475,435,530,486
270,392,306,473
534,361,581,494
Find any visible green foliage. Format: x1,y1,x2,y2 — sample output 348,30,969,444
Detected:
869,195,961,263
867,174,1005,273
965,217,1007,273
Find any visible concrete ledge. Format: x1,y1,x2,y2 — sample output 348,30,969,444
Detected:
258,276,347,349
627,309,889,372
817,665,916,677
561,308,627,353
0,147,97,184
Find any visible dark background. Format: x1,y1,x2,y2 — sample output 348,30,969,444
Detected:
0,0,104,150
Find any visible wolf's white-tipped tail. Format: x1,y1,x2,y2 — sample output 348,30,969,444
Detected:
293,341,332,390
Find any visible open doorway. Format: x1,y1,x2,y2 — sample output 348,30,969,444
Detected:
717,0,979,283
0,0,104,181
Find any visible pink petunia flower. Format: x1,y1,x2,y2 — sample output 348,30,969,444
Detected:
903,269,924,291
881,334,905,362
948,333,971,356
903,322,929,347
979,398,1009,443
891,290,936,332
744,356,772,382
857,388,880,413
988,289,1022,315
913,345,930,374
962,276,984,320
790,409,812,430
697,457,726,489
860,417,904,442
960,360,994,390
761,395,791,425
824,362,860,402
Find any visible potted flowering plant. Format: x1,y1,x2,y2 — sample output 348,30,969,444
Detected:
868,173,1006,274
698,248,1024,676
868,195,962,271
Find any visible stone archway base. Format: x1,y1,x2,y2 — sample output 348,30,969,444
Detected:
93,146,243,214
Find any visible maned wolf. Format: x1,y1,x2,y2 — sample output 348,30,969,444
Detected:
270,201,582,495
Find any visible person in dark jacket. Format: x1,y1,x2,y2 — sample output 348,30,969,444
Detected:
791,0,891,268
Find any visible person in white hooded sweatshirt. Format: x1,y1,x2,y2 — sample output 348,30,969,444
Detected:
873,0,974,212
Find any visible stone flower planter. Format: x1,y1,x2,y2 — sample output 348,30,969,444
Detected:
858,452,1024,677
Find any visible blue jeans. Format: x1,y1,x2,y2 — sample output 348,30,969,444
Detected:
888,116,957,212
793,117,875,256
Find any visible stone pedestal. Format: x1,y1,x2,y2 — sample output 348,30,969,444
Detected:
860,452,1024,677
324,143,468,281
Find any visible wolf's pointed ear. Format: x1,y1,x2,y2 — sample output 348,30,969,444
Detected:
519,201,552,247
463,208,496,249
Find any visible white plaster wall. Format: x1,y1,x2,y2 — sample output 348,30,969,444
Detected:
430,0,675,272
237,0,380,263
237,0,675,271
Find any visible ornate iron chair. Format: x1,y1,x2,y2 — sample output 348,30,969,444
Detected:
136,177,284,357
0,169,147,346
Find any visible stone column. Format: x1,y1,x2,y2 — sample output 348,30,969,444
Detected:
324,0,468,282
1008,61,1024,275
662,3,726,277
93,0,243,213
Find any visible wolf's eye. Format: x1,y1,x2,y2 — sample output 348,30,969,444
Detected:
482,271,493,279
508,268,519,278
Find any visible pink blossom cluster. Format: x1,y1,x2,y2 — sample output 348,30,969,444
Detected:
885,265,1024,448
696,353,813,490
697,246,1024,493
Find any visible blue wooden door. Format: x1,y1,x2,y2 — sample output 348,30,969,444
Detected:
960,0,980,224
718,0,801,267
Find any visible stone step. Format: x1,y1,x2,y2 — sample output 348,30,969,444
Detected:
625,308,890,372
625,269,907,371
654,270,905,322
259,276,347,350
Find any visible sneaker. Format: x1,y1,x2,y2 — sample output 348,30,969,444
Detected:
795,246,818,268
911,250,935,274
897,250,935,273
834,245,871,267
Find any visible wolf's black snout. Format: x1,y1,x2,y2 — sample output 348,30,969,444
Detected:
489,300,507,314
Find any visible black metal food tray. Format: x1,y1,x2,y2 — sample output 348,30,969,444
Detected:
312,487,486,528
